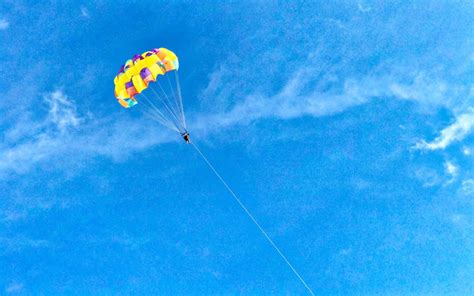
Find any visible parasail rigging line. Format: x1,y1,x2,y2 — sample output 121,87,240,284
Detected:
173,71,187,129
154,79,185,127
146,84,183,131
139,107,180,132
166,74,183,125
138,92,175,125
191,141,315,296
149,82,185,131
148,84,182,129
139,91,181,131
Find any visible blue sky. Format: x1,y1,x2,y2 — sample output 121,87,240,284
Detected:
1,1,473,295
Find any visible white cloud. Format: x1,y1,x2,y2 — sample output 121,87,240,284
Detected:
414,167,443,188
1,211,26,222
415,108,474,150
460,179,474,196
192,66,371,135
195,62,472,147
1,60,470,178
5,282,23,294
45,90,82,132
1,194,77,223
191,44,472,143
450,213,470,231
0,236,49,254
0,89,173,177
357,2,372,12
339,248,352,256
80,6,89,18
0,19,9,30
445,161,458,177
462,146,471,155
0,90,82,174
444,160,459,184
388,73,451,109
414,159,464,188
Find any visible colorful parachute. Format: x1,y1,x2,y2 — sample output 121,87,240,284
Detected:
114,48,187,134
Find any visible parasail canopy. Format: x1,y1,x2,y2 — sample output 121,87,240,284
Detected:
113,48,186,134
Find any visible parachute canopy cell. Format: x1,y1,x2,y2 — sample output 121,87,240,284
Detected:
114,48,179,108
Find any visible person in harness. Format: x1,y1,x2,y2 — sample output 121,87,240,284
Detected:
181,131,190,144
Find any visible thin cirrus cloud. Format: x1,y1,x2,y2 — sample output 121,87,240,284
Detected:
444,160,459,184
1,61,470,177
0,18,9,30
0,90,83,175
5,282,24,294
0,236,50,254
80,6,89,18
416,108,474,151
46,90,82,132
193,56,472,141
0,89,173,177
192,66,369,134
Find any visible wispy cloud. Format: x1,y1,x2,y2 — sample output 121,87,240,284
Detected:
0,90,83,174
0,19,9,30
193,58,471,142
450,213,471,230
0,89,173,177
193,60,377,135
462,146,471,155
1,211,26,223
5,282,23,294
1,194,77,223
81,232,151,251
45,90,82,132
357,2,372,12
0,236,50,254
339,248,353,256
444,160,459,184
415,108,474,150
80,6,89,18
460,179,474,196
414,166,443,188
1,60,470,178
444,161,459,177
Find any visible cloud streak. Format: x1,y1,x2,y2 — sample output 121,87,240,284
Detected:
193,69,369,134
0,90,173,177
5,282,24,294
0,236,50,254
45,90,82,132
0,19,9,30
192,58,472,142
2,59,469,177
80,6,89,18
416,108,474,150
